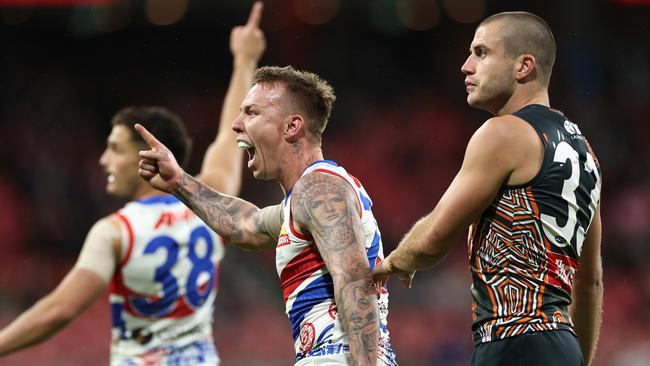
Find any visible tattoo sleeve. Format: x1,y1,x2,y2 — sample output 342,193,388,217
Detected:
173,172,271,247
292,172,379,366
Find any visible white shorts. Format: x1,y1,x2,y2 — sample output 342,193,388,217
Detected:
111,338,220,366
295,353,393,366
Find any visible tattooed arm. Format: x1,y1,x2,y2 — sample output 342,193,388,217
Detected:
175,173,281,249
291,172,379,366
135,123,280,250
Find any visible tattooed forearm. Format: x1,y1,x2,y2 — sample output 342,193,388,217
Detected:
292,173,379,365
337,277,379,366
173,172,258,243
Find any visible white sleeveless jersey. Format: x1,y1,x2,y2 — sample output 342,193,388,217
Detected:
109,195,225,366
276,160,397,365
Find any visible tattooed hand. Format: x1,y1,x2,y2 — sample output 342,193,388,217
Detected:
135,123,185,194
291,172,379,366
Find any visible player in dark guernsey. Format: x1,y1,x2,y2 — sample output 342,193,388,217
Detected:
373,11,602,366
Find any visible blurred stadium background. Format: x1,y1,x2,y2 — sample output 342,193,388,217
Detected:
0,0,648,365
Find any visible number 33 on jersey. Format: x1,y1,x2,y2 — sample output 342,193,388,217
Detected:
469,104,601,344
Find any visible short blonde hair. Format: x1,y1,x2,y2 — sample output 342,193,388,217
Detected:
253,66,336,140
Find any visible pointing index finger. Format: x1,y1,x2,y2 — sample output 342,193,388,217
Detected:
246,1,263,28
134,123,164,149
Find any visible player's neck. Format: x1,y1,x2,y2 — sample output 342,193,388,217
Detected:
132,183,168,201
277,144,324,195
495,88,549,116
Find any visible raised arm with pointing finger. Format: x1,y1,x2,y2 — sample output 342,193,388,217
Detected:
199,1,266,196
0,3,266,365
137,66,398,365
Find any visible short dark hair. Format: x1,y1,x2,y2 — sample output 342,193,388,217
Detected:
481,11,556,86
253,66,336,141
111,106,192,168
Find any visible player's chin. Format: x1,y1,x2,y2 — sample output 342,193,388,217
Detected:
105,184,118,195
107,186,131,198
251,169,265,180
249,163,265,179
467,95,488,111
466,93,479,107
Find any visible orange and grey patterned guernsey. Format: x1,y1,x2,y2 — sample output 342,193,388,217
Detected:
468,104,602,345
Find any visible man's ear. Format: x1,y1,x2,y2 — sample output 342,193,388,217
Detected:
284,114,305,143
515,54,536,81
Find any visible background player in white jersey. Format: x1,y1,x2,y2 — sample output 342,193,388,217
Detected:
0,2,266,365
134,66,397,365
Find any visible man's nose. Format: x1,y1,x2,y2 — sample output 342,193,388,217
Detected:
232,113,244,133
461,56,474,75
99,149,108,166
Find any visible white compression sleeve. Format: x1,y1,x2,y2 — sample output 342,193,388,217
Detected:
259,203,284,240
73,217,120,283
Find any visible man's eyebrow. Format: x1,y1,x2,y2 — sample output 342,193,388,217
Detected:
241,103,256,112
470,43,488,52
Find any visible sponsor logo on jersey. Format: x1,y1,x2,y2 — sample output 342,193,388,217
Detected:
154,208,196,229
563,119,582,135
278,228,290,248
547,251,578,293
328,303,337,319
299,322,316,353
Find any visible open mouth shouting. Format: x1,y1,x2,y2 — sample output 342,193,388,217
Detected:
238,140,256,168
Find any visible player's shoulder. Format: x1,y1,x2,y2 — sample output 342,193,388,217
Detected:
463,114,541,176
85,214,122,243
469,116,514,151
482,114,529,133
473,114,537,148
295,166,352,195
291,167,356,214
96,214,120,229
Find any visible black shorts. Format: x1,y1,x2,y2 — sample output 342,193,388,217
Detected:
470,330,584,366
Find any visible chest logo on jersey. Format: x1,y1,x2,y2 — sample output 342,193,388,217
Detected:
154,209,196,230
278,228,290,248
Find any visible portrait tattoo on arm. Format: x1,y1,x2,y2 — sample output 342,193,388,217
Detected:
292,172,379,365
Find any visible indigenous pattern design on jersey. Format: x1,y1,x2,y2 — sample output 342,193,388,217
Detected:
469,104,601,344
276,160,397,365
109,195,225,365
